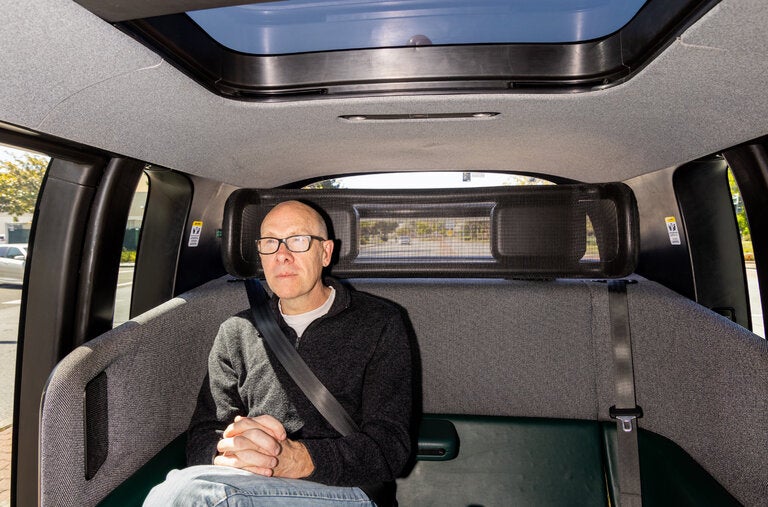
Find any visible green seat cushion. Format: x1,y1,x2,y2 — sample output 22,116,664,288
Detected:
97,433,186,507
398,415,608,507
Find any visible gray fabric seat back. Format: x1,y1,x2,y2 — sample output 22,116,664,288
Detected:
39,276,247,507
352,277,768,507
37,274,767,506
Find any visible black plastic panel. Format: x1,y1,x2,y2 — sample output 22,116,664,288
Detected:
417,418,459,461
626,167,696,301
14,155,108,506
73,0,257,22
75,158,145,345
130,169,193,318
222,184,638,279
173,175,237,296
723,140,768,337
673,158,750,329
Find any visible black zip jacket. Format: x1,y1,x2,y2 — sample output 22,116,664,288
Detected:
186,277,413,487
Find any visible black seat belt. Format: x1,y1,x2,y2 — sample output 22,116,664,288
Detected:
244,278,395,506
608,279,643,507
244,277,359,436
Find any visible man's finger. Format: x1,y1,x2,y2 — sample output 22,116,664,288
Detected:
217,435,280,457
243,466,275,477
250,415,287,440
213,454,274,477
214,445,277,468
223,415,287,442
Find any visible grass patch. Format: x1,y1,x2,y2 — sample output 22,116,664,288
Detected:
742,240,754,261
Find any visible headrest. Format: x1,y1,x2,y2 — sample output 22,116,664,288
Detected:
222,183,638,279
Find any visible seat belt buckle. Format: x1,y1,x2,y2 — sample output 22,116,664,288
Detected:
610,405,643,432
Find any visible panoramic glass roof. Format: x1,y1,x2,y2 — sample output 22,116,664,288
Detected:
187,0,649,55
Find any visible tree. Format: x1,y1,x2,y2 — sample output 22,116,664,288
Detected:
0,154,48,221
304,178,341,189
360,219,399,244
727,169,751,241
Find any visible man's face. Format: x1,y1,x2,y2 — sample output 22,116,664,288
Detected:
259,202,333,313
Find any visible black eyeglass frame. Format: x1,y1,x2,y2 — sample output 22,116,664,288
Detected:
256,234,327,254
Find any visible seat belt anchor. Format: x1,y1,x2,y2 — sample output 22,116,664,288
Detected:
610,405,643,433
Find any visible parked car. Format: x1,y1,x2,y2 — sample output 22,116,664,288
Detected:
1,1,767,507
0,244,27,285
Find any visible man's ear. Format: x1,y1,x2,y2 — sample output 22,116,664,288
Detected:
322,239,334,267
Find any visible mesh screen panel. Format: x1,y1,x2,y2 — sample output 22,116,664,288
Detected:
222,184,637,278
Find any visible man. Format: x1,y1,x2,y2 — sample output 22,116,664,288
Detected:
145,200,413,506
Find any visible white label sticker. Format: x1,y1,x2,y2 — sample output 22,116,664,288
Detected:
188,220,203,247
665,216,681,245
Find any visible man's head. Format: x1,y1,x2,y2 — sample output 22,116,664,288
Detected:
258,200,334,314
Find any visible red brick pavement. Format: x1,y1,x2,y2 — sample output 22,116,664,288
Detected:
0,425,11,506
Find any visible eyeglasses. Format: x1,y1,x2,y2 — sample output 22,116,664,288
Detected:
256,235,326,254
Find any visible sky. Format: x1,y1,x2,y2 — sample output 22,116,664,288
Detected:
323,171,551,189
0,144,48,163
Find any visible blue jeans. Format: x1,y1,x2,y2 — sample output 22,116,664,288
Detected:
143,465,375,506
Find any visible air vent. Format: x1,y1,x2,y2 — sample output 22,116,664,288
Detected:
339,112,500,121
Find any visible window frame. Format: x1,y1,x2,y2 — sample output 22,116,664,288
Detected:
112,0,719,100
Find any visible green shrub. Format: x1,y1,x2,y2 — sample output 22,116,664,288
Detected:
742,241,754,262
121,250,136,263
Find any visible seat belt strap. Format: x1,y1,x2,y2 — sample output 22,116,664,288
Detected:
608,279,643,507
244,277,359,437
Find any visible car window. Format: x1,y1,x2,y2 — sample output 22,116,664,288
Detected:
113,172,148,328
5,247,22,258
305,172,570,263
188,0,648,54
114,0,713,98
728,168,763,337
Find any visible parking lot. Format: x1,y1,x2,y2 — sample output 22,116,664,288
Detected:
0,284,22,430
0,284,20,507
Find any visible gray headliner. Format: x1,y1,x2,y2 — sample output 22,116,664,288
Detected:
2,0,768,187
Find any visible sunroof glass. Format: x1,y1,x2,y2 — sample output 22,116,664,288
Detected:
187,0,649,55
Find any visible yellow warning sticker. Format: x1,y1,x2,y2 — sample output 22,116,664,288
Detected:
188,220,203,247
664,216,681,245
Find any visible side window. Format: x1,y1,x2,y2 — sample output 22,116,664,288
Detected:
0,144,50,505
113,172,148,327
728,169,764,337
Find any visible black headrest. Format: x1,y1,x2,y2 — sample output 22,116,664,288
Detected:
222,183,638,279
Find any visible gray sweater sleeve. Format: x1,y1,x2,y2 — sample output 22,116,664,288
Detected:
187,316,304,465
186,320,246,465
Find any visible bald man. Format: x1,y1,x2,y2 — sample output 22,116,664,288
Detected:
146,201,413,507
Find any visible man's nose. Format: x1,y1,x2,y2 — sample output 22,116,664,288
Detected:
274,241,293,260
